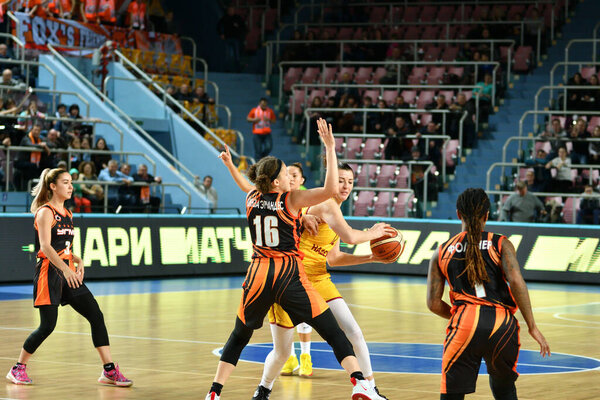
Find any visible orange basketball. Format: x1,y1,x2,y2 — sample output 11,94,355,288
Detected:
370,229,405,262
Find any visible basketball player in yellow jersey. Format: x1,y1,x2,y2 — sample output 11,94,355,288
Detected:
219,146,394,400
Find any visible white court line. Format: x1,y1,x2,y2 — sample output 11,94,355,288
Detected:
534,302,600,311
553,313,600,325
345,303,433,316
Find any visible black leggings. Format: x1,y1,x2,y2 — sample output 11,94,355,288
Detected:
440,376,517,400
23,292,109,354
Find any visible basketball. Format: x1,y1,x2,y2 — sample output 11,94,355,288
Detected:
370,229,405,262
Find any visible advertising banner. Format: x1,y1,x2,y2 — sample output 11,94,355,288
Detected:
11,12,182,54
0,215,598,284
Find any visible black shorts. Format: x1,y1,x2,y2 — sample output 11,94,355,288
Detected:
33,259,90,307
237,256,329,330
441,304,520,394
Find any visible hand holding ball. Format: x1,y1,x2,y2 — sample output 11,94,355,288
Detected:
370,229,405,263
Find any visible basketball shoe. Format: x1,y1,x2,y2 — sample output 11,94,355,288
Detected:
205,392,220,400
351,377,378,400
252,384,271,399
98,364,133,387
6,364,32,385
280,354,299,375
373,386,389,400
299,353,313,377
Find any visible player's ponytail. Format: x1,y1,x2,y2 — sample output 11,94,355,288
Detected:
30,168,67,213
456,188,491,286
247,156,282,194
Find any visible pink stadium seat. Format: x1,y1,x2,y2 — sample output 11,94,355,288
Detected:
322,66,338,84
353,191,375,216
356,164,376,187
534,141,552,154
471,5,490,20
462,90,473,101
447,66,464,78
363,138,383,159
424,46,441,62
355,67,373,84
245,28,261,52
581,67,597,81
390,6,403,22
372,67,387,84
393,192,414,217
513,46,533,72
383,90,399,106
420,113,432,127
337,27,354,40
346,138,363,159
426,67,445,85
416,90,435,109
405,26,421,40
420,6,438,22
339,67,356,79
335,138,344,156
301,67,320,84
421,26,440,41
369,7,387,23
438,90,455,104
403,6,419,22
445,140,459,167
441,46,459,62
397,165,410,188
283,67,302,91
288,89,304,115
376,165,398,187
363,90,379,104
507,5,526,20
563,198,580,224
588,116,600,131
438,6,455,22
401,90,417,105
308,89,325,104
373,191,392,217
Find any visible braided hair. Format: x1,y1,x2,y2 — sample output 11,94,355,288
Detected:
456,188,491,286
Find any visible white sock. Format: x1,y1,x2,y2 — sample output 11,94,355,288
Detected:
290,341,295,357
328,298,374,378
300,341,311,355
259,325,294,391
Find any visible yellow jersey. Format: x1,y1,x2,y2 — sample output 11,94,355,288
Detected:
299,222,339,278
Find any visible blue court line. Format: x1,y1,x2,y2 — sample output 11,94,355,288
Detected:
0,273,599,302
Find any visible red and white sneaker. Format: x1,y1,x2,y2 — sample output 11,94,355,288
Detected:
6,364,32,385
351,377,377,400
98,364,133,387
205,392,220,400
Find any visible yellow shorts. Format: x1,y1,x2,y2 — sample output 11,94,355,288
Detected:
268,276,342,328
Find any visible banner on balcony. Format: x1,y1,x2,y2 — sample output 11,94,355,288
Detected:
12,12,182,54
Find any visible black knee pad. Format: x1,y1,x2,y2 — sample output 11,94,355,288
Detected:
309,309,355,363
219,318,254,366
489,375,517,400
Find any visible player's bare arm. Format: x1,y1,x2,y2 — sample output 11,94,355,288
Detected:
427,247,451,319
501,239,551,357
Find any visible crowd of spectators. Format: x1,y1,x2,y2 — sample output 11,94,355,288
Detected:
151,81,217,131
14,0,175,34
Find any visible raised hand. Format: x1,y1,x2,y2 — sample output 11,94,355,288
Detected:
218,145,234,166
316,118,335,149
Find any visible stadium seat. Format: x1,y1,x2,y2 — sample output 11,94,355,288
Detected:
355,67,373,84
354,191,375,216
362,138,383,160
283,67,302,91
581,66,597,81
423,46,441,62
416,90,435,109
401,90,417,105
245,28,261,52
301,67,320,84
426,67,445,85
346,138,363,159
372,67,387,84
382,90,399,105
322,66,338,84
363,90,379,103
420,6,438,22
392,192,414,217
376,164,398,187
372,191,392,217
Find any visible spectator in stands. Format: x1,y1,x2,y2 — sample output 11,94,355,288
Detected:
193,86,212,104
546,147,573,193
589,125,600,164
581,74,600,115
217,6,246,72
78,160,103,211
132,163,161,213
472,73,494,123
44,128,66,166
127,0,147,30
538,118,567,158
372,99,392,134
524,169,545,193
92,137,111,172
321,96,338,130
500,181,546,222
380,47,402,85
15,122,50,190
99,159,134,212
298,96,323,144
566,73,586,111
68,135,83,165
576,185,600,224
448,93,476,147
52,103,68,133
175,83,193,103
17,101,45,132
425,94,449,130
117,163,138,212
247,97,276,160
0,44,14,72
337,96,358,133
419,121,442,169
392,95,413,129
384,116,412,160
568,119,590,164
334,72,359,106
525,148,552,191
80,136,92,161
48,0,75,19
281,30,305,62
361,96,377,133
24,0,48,17
68,168,92,213
63,104,93,136
196,175,218,213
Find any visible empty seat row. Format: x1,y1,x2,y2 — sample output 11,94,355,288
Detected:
352,190,415,218
121,48,194,77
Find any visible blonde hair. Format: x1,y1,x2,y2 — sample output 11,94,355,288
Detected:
30,168,68,213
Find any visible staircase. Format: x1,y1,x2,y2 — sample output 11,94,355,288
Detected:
431,0,598,219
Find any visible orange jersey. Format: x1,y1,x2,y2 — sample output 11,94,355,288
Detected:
34,203,75,270
438,231,517,313
246,190,302,259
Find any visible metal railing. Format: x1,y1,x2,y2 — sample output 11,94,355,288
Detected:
2,146,157,192
112,49,252,164
0,113,125,153
533,85,600,128
279,60,502,105
486,189,591,224
565,39,600,65
486,162,600,192
27,178,192,214
0,32,25,71
593,21,600,63
339,158,435,211
333,132,451,183
266,39,515,83
348,187,416,218
0,84,90,118
180,36,209,85
549,61,600,99
518,110,600,141
46,44,208,190
0,58,57,93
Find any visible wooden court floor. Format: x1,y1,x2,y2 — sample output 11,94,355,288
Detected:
0,274,598,400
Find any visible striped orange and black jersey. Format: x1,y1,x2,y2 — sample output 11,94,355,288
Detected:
438,231,517,313
34,203,75,266
246,190,302,258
